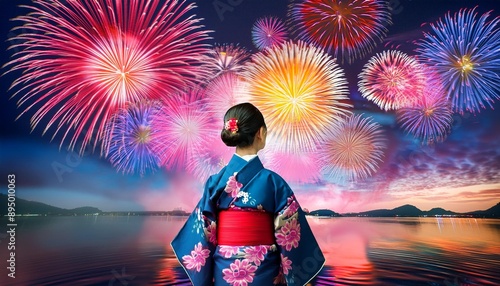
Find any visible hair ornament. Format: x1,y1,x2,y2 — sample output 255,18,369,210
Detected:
225,118,239,133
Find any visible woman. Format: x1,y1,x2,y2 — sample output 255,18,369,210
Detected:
171,103,325,285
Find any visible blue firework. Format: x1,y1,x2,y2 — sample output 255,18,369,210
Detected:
416,8,500,114
104,101,162,176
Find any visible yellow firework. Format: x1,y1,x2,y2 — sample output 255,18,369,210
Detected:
244,41,352,152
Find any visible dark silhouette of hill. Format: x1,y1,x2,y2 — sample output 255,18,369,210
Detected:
466,202,500,218
426,207,456,216
341,202,500,218
308,209,341,217
0,194,101,216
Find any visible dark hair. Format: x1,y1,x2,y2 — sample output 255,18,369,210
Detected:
221,102,266,147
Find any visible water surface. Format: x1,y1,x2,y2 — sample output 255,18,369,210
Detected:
0,216,498,285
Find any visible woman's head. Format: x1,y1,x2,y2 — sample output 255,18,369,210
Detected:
221,102,266,148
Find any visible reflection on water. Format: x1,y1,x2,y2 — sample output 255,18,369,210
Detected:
0,216,499,285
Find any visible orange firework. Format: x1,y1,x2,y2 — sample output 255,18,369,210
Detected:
243,41,352,152
320,114,386,182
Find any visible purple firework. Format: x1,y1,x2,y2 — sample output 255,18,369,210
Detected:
252,16,288,51
397,66,453,144
207,44,251,78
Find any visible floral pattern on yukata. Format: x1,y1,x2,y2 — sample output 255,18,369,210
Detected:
218,245,276,285
225,172,242,198
273,195,303,283
222,259,258,286
204,221,217,245
224,172,255,205
182,242,210,272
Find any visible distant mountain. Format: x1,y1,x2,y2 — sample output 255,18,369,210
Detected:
466,202,500,218
0,194,102,216
308,209,341,217
425,207,457,216
343,202,499,218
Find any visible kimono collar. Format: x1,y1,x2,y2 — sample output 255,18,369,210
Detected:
226,154,264,186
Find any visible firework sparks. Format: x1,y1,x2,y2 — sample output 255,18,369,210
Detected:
251,16,288,51
4,0,212,153
244,41,352,152
152,89,217,170
262,138,321,184
416,7,500,114
104,101,161,176
320,114,385,182
289,0,392,63
207,44,251,78
397,66,453,144
358,50,426,111
186,135,234,183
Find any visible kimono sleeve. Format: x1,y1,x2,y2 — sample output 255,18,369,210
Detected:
171,175,219,286
273,177,325,286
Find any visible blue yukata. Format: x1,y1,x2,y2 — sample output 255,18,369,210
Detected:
171,154,325,286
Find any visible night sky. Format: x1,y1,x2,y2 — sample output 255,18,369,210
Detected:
1,0,499,213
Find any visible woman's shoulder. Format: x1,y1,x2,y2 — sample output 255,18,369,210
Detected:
259,168,290,186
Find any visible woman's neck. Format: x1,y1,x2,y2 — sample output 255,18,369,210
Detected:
235,146,258,156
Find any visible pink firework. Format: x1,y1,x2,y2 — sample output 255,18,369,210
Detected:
152,89,218,171
252,16,288,51
186,135,234,183
289,0,392,63
358,50,426,111
319,114,385,182
397,66,453,144
262,139,321,184
207,44,251,78
205,73,251,121
5,0,212,153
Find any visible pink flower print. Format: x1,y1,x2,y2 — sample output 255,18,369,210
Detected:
225,172,243,198
275,218,301,251
182,242,210,272
243,245,268,266
219,245,240,258
283,200,299,217
222,259,258,286
280,254,292,275
204,221,217,245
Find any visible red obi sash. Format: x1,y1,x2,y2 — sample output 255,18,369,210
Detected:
217,209,275,246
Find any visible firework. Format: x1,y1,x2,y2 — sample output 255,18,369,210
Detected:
397,66,453,144
205,73,251,121
358,50,426,111
244,41,352,152
152,89,217,170
251,16,288,51
104,101,161,176
4,0,212,153
319,114,385,182
262,138,321,184
289,0,392,63
416,8,500,114
186,135,234,183
207,44,251,78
